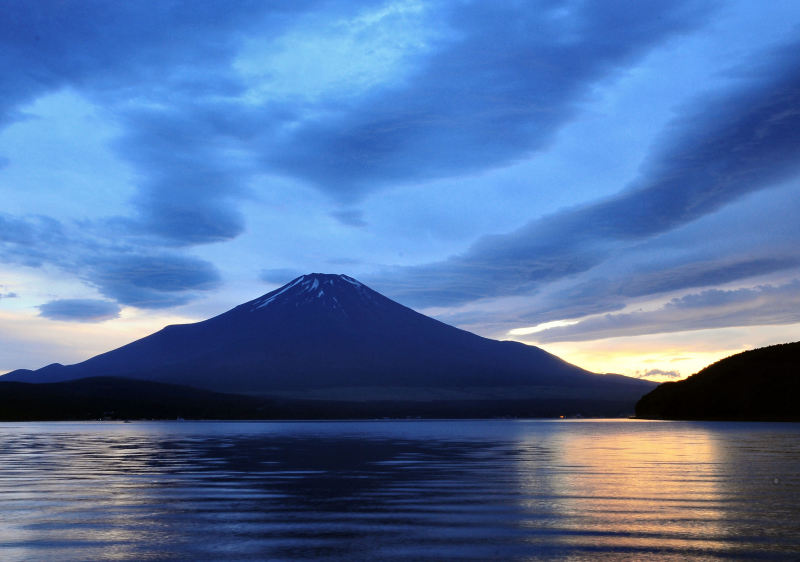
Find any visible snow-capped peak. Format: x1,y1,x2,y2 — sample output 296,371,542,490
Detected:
250,273,370,311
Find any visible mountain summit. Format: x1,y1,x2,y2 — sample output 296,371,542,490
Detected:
247,273,377,314
4,273,654,415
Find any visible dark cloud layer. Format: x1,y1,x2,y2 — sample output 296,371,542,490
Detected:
38,299,121,322
0,214,69,267
0,213,222,311
515,255,800,326
1,1,259,124
379,38,800,310
531,280,800,343
0,1,338,246
87,254,221,309
259,268,305,285
267,0,710,199
3,0,800,332
113,103,257,245
105,0,709,245
0,1,713,249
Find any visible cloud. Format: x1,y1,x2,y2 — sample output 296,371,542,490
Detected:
530,280,800,343
260,268,304,285
113,103,254,245
375,37,800,309
266,0,711,200
635,369,681,380
0,2,715,265
0,214,69,267
0,292,18,299
90,0,709,247
331,209,368,228
0,2,241,124
86,253,222,309
0,2,335,118
511,253,800,327
38,299,121,322
0,1,340,246
3,0,798,327
611,257,800,300
0,213,222,309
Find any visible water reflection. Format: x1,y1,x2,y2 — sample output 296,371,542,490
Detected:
516,421,729,558
0,420,798,560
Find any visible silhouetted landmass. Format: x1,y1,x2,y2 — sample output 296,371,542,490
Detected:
635,342,800,421
2,274,654,417
0,376,641,421
0,377,267,421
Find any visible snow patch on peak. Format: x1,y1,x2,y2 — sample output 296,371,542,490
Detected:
252,275,306,310
339,274,362,288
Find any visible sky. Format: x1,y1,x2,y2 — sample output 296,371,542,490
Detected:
2,0,800,382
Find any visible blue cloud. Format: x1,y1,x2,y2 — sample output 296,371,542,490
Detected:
0,214,68,267
87,253,222,309
376,37,800,309
113,103,254,245
0,0,708,252
265,0,711,199
0,1,342,246
511,255,800,326
0,214,222,309
0,2,239,124
3,0,798,330
331,209,368,228
530,280,800,342
0,0,714,254
617,257,800,300
260,268,304,285
38,299,121,322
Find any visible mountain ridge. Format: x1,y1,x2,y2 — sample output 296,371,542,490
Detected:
635,341,800,421
4,273,654,414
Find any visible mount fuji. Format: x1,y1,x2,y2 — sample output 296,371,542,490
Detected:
3,273,654,416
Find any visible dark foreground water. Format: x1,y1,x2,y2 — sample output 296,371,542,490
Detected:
0,420,798,561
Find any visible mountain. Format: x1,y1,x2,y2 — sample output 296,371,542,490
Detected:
635,342,800,421
4,273,655,416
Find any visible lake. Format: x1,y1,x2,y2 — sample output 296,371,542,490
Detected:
0,419,798,560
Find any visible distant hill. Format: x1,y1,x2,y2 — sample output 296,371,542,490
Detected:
635,342,800,421
4,273,654,417
0,377,267,421
0,376,649,421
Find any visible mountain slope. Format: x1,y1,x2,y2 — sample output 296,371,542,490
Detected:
4,273,654,411
635,342,800,421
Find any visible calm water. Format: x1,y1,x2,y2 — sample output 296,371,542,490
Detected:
0,420,798,561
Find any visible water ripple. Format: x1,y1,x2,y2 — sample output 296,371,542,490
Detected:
0,420,798,560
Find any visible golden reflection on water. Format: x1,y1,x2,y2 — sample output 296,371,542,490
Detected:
514,420,730,558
